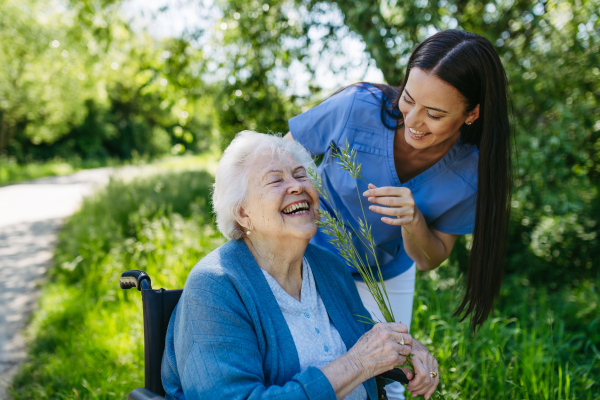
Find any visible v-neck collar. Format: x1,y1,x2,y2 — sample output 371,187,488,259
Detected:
261,258,315,311
386,126,472,189
229,240,377,400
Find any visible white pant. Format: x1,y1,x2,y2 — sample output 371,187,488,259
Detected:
354,264,416,400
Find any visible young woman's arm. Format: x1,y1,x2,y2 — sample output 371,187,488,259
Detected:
363,184,458,271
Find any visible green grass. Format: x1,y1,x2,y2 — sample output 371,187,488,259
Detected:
8,168,225,399
0,153,219,187
7,166,599,399
409,269,599,399
0,157,108,186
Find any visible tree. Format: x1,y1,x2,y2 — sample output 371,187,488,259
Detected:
2,0,218,161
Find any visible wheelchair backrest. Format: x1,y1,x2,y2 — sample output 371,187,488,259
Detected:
141,288,182,396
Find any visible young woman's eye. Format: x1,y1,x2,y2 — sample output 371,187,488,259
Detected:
403,95,413,104
427,113,442,120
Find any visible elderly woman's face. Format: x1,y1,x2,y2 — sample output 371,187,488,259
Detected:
240,151,320,241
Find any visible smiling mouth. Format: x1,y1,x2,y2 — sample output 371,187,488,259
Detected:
282,201,310,215
409,127,432,138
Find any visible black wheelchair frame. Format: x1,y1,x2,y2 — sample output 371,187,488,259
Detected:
120,269,408,400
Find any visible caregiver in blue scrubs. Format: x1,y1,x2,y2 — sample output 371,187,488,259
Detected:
285,30,513,399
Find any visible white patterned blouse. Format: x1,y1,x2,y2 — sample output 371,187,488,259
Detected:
261,258,368,400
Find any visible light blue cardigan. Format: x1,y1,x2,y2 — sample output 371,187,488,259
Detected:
161,239,378,400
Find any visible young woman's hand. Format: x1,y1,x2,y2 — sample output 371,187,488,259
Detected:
363,184,419,227
406,339,439,399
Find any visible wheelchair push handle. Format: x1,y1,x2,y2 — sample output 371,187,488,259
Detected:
120,270,152,291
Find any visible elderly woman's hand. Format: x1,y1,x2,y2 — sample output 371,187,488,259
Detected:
345,322,414,379
406,339,439,399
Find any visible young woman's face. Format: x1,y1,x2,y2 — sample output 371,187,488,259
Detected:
398,67,479,150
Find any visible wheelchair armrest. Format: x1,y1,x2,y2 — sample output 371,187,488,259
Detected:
128,387,166,400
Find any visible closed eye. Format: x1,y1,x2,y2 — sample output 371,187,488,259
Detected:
404,96,442,120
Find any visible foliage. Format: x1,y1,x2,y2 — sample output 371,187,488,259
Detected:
0,0,218,162
0,0,91,151
206,0,313,147
9,168,225,399
9,0,598,292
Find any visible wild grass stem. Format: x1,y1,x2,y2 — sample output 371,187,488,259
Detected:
308,141,431,325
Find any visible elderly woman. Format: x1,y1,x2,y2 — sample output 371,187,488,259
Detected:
161,131,439,400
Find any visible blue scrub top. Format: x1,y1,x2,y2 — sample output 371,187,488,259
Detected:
289,84,479,280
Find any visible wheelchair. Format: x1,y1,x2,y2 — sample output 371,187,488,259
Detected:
120,269,409,400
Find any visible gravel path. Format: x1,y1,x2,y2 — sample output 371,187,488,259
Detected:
0,167,139,399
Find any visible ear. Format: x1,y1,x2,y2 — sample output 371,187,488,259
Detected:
467,104,480,124
236,205,252,231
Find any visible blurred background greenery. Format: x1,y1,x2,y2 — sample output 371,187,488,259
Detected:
2,0,599,398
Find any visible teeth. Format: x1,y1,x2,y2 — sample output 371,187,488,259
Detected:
282,201,309,214
409,128,429,136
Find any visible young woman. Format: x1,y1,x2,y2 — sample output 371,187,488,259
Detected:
285,29,512,399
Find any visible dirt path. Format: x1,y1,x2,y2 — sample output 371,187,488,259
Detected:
0,167,138,398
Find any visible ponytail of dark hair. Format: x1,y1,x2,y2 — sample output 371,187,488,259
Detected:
340,30,513,331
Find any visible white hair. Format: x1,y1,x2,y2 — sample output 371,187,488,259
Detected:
212,131,317,240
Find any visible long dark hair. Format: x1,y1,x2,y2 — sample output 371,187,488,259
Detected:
351,30,513,331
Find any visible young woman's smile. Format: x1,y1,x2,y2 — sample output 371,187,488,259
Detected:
407,127,432,140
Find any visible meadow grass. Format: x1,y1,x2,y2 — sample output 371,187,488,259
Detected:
0,157,78,186
409,268,599,399
8,168,225,399
0,153,218,186
7,167,599,399
0,157,131,186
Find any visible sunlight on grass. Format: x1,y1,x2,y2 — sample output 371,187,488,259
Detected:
152,152,221,174
0,152,221,187
0,157,75,186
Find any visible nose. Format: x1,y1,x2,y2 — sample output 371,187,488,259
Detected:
287,177,303,194
404,106,420,127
